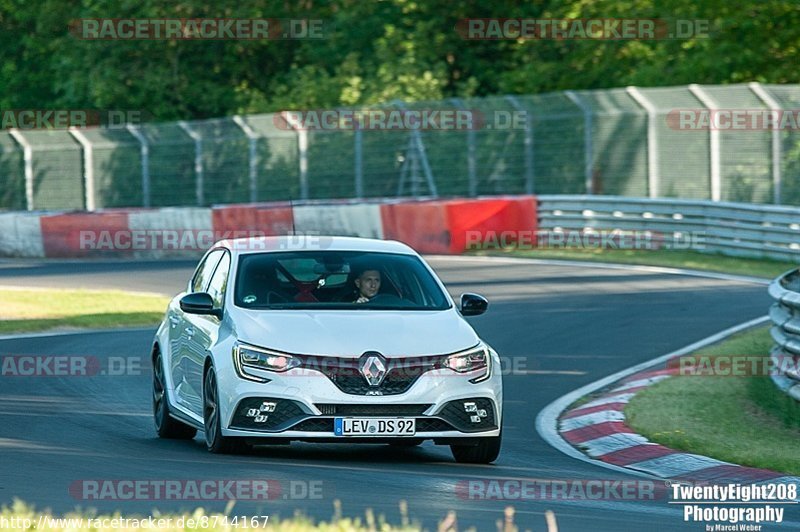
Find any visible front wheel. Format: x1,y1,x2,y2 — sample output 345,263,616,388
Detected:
450,430,502,464
153,350,196,440
203,365,249,454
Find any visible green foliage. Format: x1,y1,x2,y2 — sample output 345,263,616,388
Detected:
1,0,798,120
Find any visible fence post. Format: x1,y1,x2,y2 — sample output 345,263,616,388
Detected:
392,100,437,197
749,82,783,205
8,129,34,210
564,91,594,194
626,86,660,198
354,128,363,199
68,128,95,211
126,125,150,207
450,98,477,197
232,115,260,203
178,121,204,206
505,95,534,194
688,84,721,201
282,112,309,200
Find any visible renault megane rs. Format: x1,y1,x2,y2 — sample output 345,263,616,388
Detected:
151,236,503,463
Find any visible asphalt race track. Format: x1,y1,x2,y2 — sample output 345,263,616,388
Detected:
0,257,795,531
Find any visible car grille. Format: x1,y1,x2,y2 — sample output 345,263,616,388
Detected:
437,398,497,433
315,404,432,416
291,418,334,432
296,354,442,396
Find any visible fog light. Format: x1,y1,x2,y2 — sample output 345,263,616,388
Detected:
477,409,487,417
470,415,482,423
254,415,269,423
246,408,259,417
464,402,477,412
260,401,277,413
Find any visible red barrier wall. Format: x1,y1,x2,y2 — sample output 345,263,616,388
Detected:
381,196,537,254
211,204,295,236
40,212,130,258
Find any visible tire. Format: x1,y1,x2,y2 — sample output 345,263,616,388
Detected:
203,365,249,454
450,430,502,464
153,350,197,440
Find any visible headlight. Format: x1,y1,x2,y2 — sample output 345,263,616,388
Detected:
235,343,301,377
444,344,491,383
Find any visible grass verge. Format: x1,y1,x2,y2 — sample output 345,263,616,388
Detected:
625,326,800,476
0,287,169,334
469,248,794,280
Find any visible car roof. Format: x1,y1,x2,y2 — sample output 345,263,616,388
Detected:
214,236,419,256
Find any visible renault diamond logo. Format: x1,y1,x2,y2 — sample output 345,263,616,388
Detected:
359,352,387,387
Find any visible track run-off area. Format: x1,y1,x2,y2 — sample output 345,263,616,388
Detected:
1,256,795,531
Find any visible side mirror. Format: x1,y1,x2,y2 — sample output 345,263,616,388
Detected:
180,292,221,319
460,293,488,316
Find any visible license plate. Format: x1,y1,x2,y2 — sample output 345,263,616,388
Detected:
334,417,416,436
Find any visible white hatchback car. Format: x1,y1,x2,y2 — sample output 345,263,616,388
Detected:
152,236,503,463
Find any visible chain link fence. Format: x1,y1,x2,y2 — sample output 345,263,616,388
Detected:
3,83,800,211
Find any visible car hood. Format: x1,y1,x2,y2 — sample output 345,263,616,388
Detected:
231,308,480,357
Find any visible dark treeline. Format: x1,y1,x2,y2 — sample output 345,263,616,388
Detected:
1,0,797,121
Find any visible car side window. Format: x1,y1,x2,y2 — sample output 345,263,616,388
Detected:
192,250,224,293
206,252,231,309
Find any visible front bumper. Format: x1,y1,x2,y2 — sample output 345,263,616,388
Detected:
216,352,503,440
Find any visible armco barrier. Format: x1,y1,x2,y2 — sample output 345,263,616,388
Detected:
537,195,800,261
768,269,800,402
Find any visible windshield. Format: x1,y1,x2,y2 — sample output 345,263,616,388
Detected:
234,251,451,310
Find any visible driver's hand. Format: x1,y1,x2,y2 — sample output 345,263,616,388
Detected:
355,296,369,303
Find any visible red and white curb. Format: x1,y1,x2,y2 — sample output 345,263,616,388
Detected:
538,315,800,488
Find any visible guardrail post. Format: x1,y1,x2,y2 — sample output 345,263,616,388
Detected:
505,95,534,194
749,82,783,205
8,129,34,210
626,86,660,198
68,127,95,211
232,115,260,203
125,125,151,207
564,91,594,194
178,121,204,206
688,84,721,202
451,98,477,196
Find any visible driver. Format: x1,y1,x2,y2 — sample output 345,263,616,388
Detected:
353,268,381,303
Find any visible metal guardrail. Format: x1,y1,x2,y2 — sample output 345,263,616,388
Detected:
768,269,800,402
537,195,800,262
